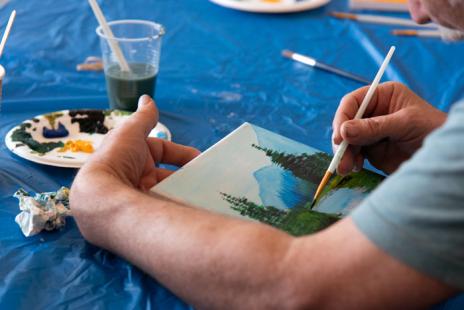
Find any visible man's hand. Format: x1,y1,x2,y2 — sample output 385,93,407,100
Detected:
408,0,432,24
79,95,200,191
332,82,446,175
71,95,200,245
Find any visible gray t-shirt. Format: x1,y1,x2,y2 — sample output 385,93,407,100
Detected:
352,101,464,289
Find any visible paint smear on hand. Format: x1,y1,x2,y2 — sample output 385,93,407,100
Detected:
59,140,94,153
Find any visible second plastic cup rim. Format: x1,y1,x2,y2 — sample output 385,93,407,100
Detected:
96,19,165,42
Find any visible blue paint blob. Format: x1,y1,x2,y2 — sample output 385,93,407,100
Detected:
43,122,69,138
156,131,168,140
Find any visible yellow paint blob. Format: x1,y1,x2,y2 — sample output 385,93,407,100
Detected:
59,140,94,153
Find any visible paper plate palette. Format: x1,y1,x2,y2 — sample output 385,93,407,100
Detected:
209,0,330,13
5,109,172,168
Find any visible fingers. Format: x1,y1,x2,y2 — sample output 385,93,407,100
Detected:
139,168,175,191
408,0,432,24
155,168,175,181
120,95,160,138
332,82,400,145
332,85,372,145
340,112,406,146
354,153,364,172
332,85,374,175
336,146,363,176
138,138,200,191
147,138,201,167
337,146,355,176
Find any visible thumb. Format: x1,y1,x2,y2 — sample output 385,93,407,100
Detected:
127,95,159,137
340,113,404,145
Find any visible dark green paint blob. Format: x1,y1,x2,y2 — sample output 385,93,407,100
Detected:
11,123,64,154
69,110,109,134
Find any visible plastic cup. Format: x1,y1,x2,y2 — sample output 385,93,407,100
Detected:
96,20,164,111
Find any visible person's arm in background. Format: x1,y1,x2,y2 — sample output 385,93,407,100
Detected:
71,95,455,310
332,82,446,175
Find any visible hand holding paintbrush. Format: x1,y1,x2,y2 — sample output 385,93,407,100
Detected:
311,46,396,208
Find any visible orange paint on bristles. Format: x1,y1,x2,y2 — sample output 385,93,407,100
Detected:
392,30,418,36
330,12,357,20
311,171,333,209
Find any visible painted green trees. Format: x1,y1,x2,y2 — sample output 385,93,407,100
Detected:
220,192,339,236
251,144,332,183
221,193,288,227
220,145,382,236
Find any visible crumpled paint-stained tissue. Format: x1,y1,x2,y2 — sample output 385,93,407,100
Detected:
13,187,71,237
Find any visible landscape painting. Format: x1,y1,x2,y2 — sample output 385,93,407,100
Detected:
152,123,384,236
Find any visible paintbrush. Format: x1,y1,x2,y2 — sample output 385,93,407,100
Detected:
330,11,437,29
282,50,370,85
392,29,441,38
310,46,396,209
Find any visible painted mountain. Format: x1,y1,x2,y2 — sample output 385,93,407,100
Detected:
152,123,384,236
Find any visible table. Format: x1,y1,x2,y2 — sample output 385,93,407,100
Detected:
1,0,464,308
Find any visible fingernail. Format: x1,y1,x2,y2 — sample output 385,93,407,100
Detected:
332,144,339,154
138,95,151,108
353,164,361,173
344,124,359,138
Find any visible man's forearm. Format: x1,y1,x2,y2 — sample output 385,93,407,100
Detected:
71,171,455,310
72,175,305,309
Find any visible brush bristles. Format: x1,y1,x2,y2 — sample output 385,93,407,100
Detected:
392,30,418,36
330,12,357,20
310,199,316,209
282,49,294,59
311,171,333,209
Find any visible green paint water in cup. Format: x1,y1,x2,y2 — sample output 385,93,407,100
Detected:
105,63,157,111
96,19,165,112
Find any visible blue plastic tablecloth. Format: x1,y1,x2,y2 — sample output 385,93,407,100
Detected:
1,0,464,308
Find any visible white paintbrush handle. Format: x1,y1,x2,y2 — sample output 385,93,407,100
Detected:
88,0,131,73
0,10,16,58
358,14,436,28
291,53,316,66
328,140,349,173
328,46,396,174
416,30,442,38
355,46,395,119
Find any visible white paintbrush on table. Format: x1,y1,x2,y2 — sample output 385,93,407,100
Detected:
282,50,370,84
392,29,441,38
330,11,437,29
311,46,396,208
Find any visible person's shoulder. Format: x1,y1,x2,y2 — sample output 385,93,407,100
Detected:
449,99,464,115
427,99,464,136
